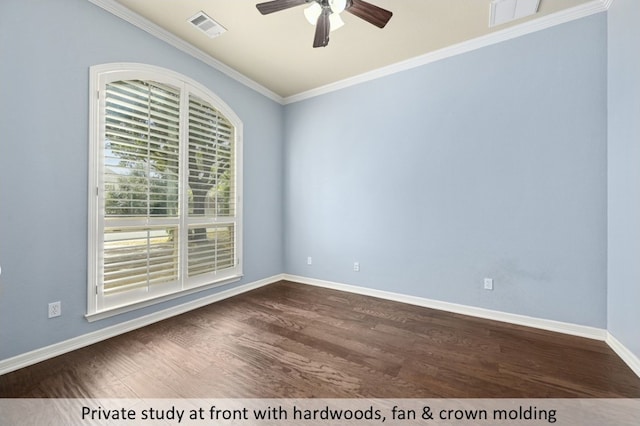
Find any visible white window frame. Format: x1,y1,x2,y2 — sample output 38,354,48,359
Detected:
87,63,243,321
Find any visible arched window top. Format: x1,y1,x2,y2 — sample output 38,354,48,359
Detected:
91,63,242,130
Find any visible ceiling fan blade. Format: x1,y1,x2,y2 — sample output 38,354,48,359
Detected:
256,0,310,15
345,0,392,28
313,7,331,48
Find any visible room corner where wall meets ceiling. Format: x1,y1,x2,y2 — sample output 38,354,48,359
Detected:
90,0,609,104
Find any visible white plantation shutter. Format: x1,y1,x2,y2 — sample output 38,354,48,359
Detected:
88,64,242,318
186,95,237,282
103,227,179,295
104,80,180,218
102,80,181,300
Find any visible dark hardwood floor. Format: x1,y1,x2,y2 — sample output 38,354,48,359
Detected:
1,280,639,398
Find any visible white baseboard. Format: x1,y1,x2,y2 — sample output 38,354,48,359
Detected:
4,274,638,381
0,274,283,376
606,332,640,378
285,274,640,379
284,274,607,341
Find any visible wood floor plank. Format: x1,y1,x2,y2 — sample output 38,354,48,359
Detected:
1,280,639,398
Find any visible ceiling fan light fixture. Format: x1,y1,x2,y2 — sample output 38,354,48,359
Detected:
330,0,348,14
303,3,322,24
304,2,344,31
331,13,345,30
255,0,393,47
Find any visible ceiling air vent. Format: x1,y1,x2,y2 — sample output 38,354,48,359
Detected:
489,0,540,27
188,11,227,38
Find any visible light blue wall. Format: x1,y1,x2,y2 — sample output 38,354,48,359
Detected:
0,0,627,366
608,0,640,359
284,15,608,328
0,0,284,360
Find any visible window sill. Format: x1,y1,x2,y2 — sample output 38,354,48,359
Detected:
85,275,242,322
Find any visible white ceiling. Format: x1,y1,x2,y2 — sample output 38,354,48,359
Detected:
105,0,597,100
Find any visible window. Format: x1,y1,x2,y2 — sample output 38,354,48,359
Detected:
88,64,242,319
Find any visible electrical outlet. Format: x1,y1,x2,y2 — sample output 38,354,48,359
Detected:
48,301,61,318
353,262,360,272
307,256,312,265
484,278,494,291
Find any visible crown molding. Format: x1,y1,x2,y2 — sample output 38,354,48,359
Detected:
88,0,610,105
87,0,284,104
284,0,610,104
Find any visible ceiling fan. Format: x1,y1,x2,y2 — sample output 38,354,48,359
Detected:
256,0,393,48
